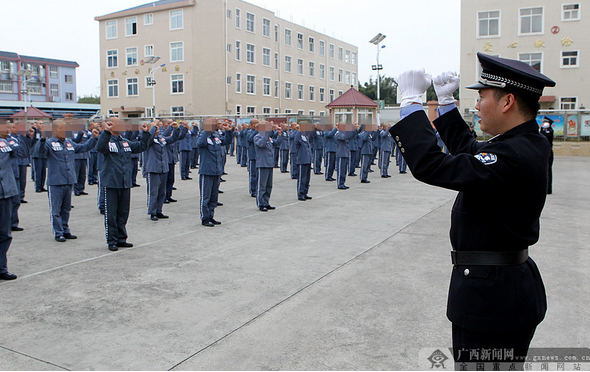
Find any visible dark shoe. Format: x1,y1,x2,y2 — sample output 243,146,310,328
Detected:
381,175,389,178
185,177,192,180
108,245,118,251
218,190,224,194
0,272,17,280
63,233,77,239
266,206,276,210
74,193,80,196
305,196,312,200
150,215,159,221
117,242,134,248
164,199,170,204
316,172,324,175
20,200,28,204
11,226,24,232
41,188,47,192
36,190,43,193
399,171,407,174
100,210,105,215
210,218,222,225
71,205,74,208
132,184,141,187
172,187,177,190
217,202,223,206
222,172,228,175
338,186,350,190
251,194,256,198
167,198,177,203
202,220,214,227
79,191,89,195
220,178,226,182
348,173,357,176
298,197,306,201
55,236,66,242
326,178,336,181
259,206,268,212
156,213,169,219
361,180,370,183
368,169,374,173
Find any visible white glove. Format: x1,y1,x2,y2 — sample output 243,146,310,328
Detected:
397,69,432,108
433,71,460,106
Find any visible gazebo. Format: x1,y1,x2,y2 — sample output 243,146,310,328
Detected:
325,87,378,125
10,106,53,124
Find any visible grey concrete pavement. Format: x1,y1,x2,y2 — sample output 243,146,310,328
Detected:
0,156,588,370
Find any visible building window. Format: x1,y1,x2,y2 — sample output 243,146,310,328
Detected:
107,79,118,97
352,72,357,86
127,77,138,96
329,89,335,102
263,107,271,114
338,69,343,83
519,7,543,35
297,84,304,100
235,8,241,28
319,64,325,79
309,62,315,77
309,111,315,116
227,43,231,52
285,82,292,99
126,17,137,36
145,45,154,57
339,90,343,96
519,52,542,72
49,65,58,78
563,4,580,21
329,67,335,81
262,48,271,67
246,43,255,63
170,9,183,30
285,56,292,72
170,42,184,62
236,41,241,61
478,10,500,37
226,76,231,84
338,47,343,61
561,50,579,68
247,106,256,115
106,20,117,39
274,80,279,98
560,97,577,110
297,110,304,116
274,24,279,42
263,18,271,37
107,50,118,68
145,107,154,117
319,111,325,117
28,83,42,94
146,76,155,88
345,50,351,63
284,109,292,114
65,75,73,83
285,29,292,46
297,33,304,49
1,61,11,72
171,74,184,94
246,12,255,33
319,87,325,102
246,74,255,94
309,86,315,101
28,64,41,75
329,43,335,58
297,59,304,75
345,71,351,84
227,9,231,18
263,77,271,96
144,13,153,26
50,84,59,97
274,52,279,70
236,105,241,115
0,81,13,92
319,40,325,56
126,47,138,66
171,106,184,117
309,37,315,53
236,73,242,93
352,52,357,65
65,92,74,101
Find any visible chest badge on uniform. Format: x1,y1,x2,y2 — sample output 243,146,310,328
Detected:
474,152,497,165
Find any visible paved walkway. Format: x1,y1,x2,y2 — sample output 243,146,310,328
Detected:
0,156,588,370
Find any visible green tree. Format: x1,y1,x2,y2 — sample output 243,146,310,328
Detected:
358,76,398,105
78,95,100,104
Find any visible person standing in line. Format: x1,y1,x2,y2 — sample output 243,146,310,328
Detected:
87,122,101,185
179,120,194,181
31,120,48,193
311,124,324,175
395,141,408,174
72,123,92,196
6,123,26,232
335,123,360,190
348,129,358,177
254,120,277,211
246,119,259,197
96,118,150,251
122,122,142,187
323,124,337,181
358,124,375,183
190,121,200,169
270,121,280,169
279,123,290,173
288,122,299,179
35,121,99,242
294,120,313,201
540,117,554,194
7,122,31,204
163,119,187,203
379,123,393,178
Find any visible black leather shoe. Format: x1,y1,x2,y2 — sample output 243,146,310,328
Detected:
108,245,118,251
338,186,350,190
172,187,177,190
20,200,28,204
55,236,66,242
0,272,17,280
79,191,89,195
11,226,23,232
202,220,214,227
163,199,170,204
305,196,312,200
63,233,77,239
167,198,177,203
100,210,105,215
266,206,276,210
326,178,336,181
218,190,224,193
348,173,357,176
133,184,141,187
156,213,169,219
185,177,192,180
361,180,370,183
251,194,256,197
220,178,226,182
259,206,268,212
210,218,222,225
298,197,306,201
150,215,159,221
117,242,134,248
217,202,223,206
399,171,407,174
222,172,228,175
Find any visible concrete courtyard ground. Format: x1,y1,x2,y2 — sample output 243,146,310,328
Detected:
0,156,588,370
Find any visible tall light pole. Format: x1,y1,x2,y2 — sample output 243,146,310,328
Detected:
369,33,386,125
146,56,164,118
17,69,38,124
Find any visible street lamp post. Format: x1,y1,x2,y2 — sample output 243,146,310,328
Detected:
369,33,386,125
16,69,38,125
146,56,165,119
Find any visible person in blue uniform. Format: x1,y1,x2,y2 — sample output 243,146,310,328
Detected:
31,120,48,193
254,120,277,211
35,120,99,242
390,53,555,367
358,124,376,183
190,122,200,169
294,121,313,201
379,123,393,178
540,117,554,194
0,122,28,280
122,123,142,187
270,121,280,168
288,123,299,179
395,142,407,174
334,123,360,189
198,118,233,227
239,124,249,167
87,122,101,185
278,123,290,173
7,122,31,204
348,130,358,177
72,124,92,196
311,124,324,175
323,125,337,181
246,119,259,197
179,120,194,180
96,118,151,251
163,119,187,203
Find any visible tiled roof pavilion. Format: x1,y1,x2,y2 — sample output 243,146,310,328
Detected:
325,87,378,108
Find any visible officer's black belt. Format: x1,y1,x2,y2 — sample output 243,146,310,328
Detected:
451,249,528,266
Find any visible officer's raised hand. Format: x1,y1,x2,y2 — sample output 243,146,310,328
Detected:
140,122,148,132
92,128,100,138
104,121,114,133
433,71,460,106
171,121,179,129
397,68,432,107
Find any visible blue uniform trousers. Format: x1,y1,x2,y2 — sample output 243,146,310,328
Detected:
273,147,280,168
360,154,372,182
97,173,106,213
33,158,47,191
380,151,391,176
280,149,289,172
290,153,298,178
348,151,357,175
147,172,167,216
236,146,242,164
180,151,191,179
325,151,336,180
11,194,20,229
0,197,12,274
229,140,235,156
249,159,258,196
191,148,199,168
48,184,73,237
336,157,349,188
74,159,87,194
131,157,139,185
396,145,407,173
88,152,99,184
297,164,311,198
18,165,27,200
199,174,220,222
166,163,175,199
257,167,273,208
105,188,131,246
314,149,323,174
240,148,248,167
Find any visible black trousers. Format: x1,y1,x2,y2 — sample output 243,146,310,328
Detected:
452,323,536,370
104,188,131,246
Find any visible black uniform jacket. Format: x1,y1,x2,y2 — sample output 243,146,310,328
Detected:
390,108,548,333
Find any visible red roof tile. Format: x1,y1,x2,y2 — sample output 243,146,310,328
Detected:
326,87,378,108
10,106,53,118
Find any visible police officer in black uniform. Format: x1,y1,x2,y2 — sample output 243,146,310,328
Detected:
390,53,555,369
540,117,554,194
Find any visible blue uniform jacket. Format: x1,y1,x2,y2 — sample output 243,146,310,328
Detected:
0,137,27,199
279,131,290,150
288,129,298,154
143,126,180,174
334,129,359,158
72,130,92,160
30,128,46,159
294,132,312,164
380,129,394,152
178,128,195,152
359,131,375,156
10,134,31,166
36,135,98,186
246,129,258,161
163,126,187,163
254,132,275,168
311,130,324,150
96,130,150,188
323,128,337,152
197,130,233,176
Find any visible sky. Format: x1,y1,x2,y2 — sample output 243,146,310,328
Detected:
0,0,460,98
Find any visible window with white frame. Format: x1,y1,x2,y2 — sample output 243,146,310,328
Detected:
563,4,580,21
171,106,184,117
285,82,292,99
1,61,10,72
263,77,271,96
352,52,357,65
319,87,325,102
519,7,543,35
107,79,118,97
297,59,303,74
319,64,325,79
126,47,138,66
345,50,350,63
561,50,579,67
171,74,184,94
309,111,315,116
560,97,577,110
274,80,279,98
170,42,184,62
146,107,154,117
329,67,335,81
170,9,183,30
338,69,343,83
329,44,335,58
65,75,73,83
65,92,74,101
236,73,242,93
478,10,500,37
274,108,279,114
519,52,542,72
263,107,271,114
297,84,304,100
345,71,351,85
262,48,271,67
285,29,292,46
285,56,292,72
297,110,304,116
144,13,153,26
329,89,335,102
247,106,255,115
29,64,41,75
107,50,118,68
319,40,325,56
352,72,357,86
127,77,138,96
227,43,231,52
319,111,325,117
284,109,292,114
246,74,255,94
49,84,58,97
50,65,58,78
236,41,241,61
263,18,271,37
227,9,231,18
309,37,315,53
339,90,343,96
106,20,117,39
338,47,343,61
235,8,241,28
297,33,304,49
146,76,154,88
145,45,154,57
309,62,315,77
274,52,279,70
246,43,255,63
309,86,315,101
236,105,241,115
28,83,42,94
0,80,12,92
226,76,231,84
246,12,255,32
126,17,137,36
274,24,279,42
